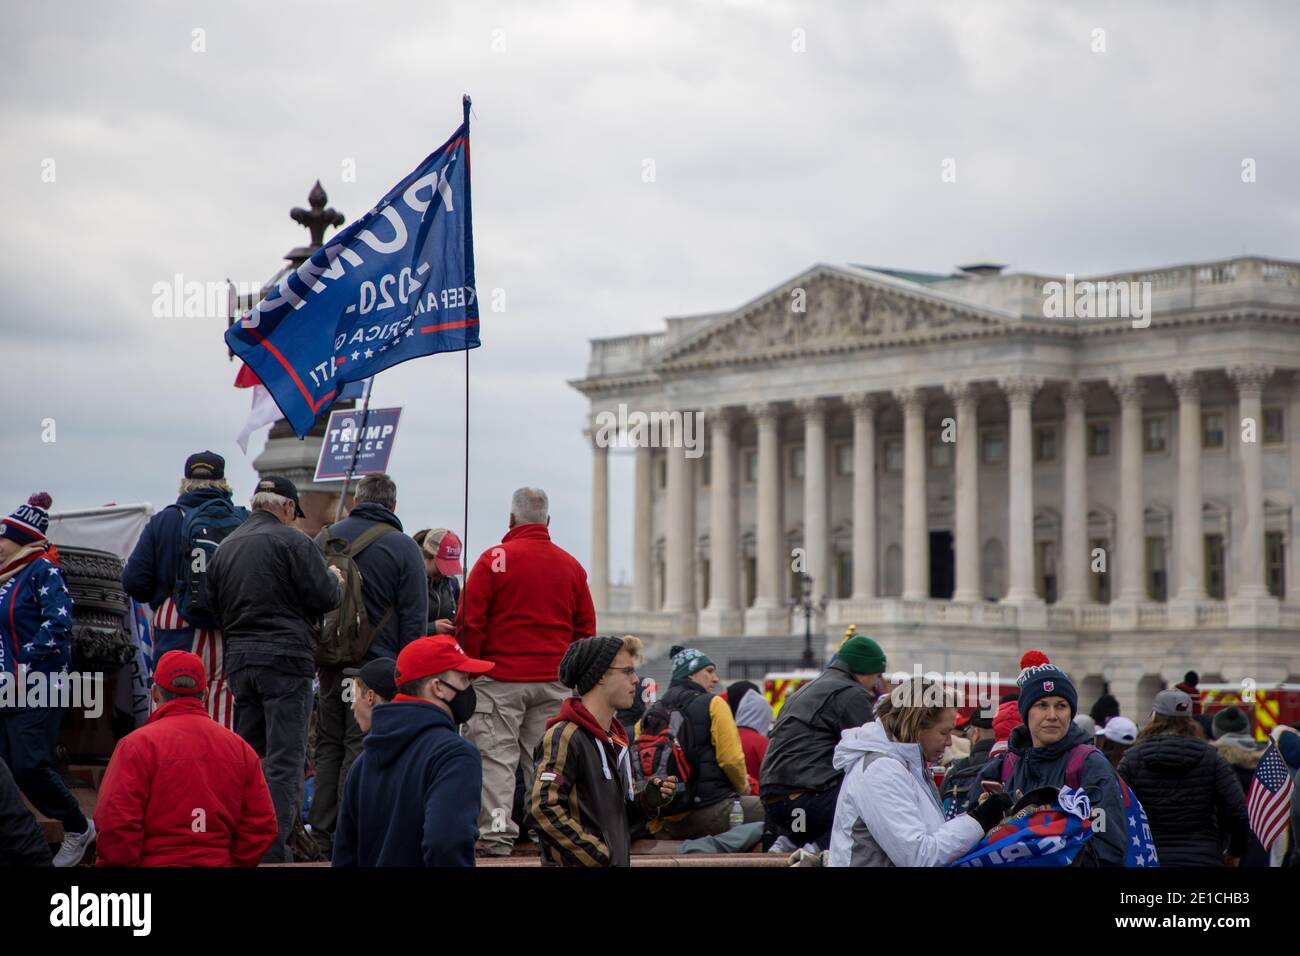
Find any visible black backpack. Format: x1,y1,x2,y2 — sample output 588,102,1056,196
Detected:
940,758,988,819
171,499,249,628
632,700,694,813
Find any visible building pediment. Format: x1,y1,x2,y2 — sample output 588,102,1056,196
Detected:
656,265,1017,370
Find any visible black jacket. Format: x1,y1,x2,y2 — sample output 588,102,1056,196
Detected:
940,736,996,816
0,758,51,866
123,486,235,609
427,574,460,629
760,660,876,797
321,503,428,662
1118,734,1249,867
207,511,341,665
661,678,733,809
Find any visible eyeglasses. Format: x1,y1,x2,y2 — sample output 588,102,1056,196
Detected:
607,666,639,679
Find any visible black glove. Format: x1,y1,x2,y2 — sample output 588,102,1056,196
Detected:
643,777,677,809
966,792,1013,832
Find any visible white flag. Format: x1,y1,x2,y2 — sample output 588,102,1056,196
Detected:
236,385,284,453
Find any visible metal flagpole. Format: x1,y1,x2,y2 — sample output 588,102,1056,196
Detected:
461,92,473,580
462,347,470,580
334,377,374,523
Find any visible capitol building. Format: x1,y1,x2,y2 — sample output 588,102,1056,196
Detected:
570,255,1300,716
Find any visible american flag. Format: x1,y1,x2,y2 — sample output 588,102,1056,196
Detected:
1247,742,1295,851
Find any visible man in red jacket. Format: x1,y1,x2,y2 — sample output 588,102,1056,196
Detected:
458,486,596,856
94,651,277,867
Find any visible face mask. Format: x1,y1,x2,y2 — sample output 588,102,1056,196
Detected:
439,680,477,724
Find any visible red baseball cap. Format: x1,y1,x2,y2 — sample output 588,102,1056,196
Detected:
422,528,463,576
155,650,207,696
395,635,494,685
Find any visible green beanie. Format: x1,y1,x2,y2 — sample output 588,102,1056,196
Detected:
670,645,715,681
837,635,887,675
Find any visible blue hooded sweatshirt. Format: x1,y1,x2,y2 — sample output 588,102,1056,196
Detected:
333,697,482,867
123,486,238,610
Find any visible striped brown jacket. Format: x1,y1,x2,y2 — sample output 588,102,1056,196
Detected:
530,718,653,867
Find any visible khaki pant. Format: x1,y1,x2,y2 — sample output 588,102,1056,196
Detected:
465,677,568,850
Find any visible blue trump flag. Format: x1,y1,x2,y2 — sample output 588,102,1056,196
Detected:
225,102,478,437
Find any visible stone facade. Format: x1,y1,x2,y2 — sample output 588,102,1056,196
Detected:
570,256,1300,716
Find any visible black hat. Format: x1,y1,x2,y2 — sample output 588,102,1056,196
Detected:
255,475,305,518
558,636,624,695
968,711,995,729
185,451,226,480
345,657,397,702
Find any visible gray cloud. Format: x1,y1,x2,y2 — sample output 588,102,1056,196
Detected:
2,0,1298,573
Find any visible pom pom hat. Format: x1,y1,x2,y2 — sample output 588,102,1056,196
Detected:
0,493,53,546
1015,650,1079,722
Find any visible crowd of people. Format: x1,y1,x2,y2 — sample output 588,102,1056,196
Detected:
0,448,1298,869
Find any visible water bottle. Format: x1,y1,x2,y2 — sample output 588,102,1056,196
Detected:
729,797,744,828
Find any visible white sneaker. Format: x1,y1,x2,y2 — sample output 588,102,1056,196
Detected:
768,835,798,854
53,821,96,867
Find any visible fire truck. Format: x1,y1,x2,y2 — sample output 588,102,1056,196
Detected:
762,624,1018,721
1198,683,1300,741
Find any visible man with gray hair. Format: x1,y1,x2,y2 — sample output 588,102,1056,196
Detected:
309,472,427,858
207,475,343,862
459,486,597,857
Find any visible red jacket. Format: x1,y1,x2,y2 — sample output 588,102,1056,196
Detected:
738,727,768,795
94,697,277,867
457,523,596,683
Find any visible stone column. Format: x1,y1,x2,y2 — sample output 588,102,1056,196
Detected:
662,440,695,620
1230,365,1273,601
797,398,829,599
1289,372,1300,603
946,382,981,603
1059,382,1090,605
1170,372,1206,604
745,402,788,634
1002,376,1041,604
1111,376,1147,604
631,444,654,612
699,407,742,634
847,393,879,601
587,428,609,615
895,387,928,601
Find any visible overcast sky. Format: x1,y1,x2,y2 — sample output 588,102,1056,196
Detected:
2,0,1298,578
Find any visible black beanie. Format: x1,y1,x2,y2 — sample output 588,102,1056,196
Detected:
559,636,624,695
727,680,759,718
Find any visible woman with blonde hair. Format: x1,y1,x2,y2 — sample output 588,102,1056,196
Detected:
828,678,1011,866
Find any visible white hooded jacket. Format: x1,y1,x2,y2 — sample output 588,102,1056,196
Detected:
828,720,984,867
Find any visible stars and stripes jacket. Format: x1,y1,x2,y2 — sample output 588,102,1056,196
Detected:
530,697,661,867
0,544,73,678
